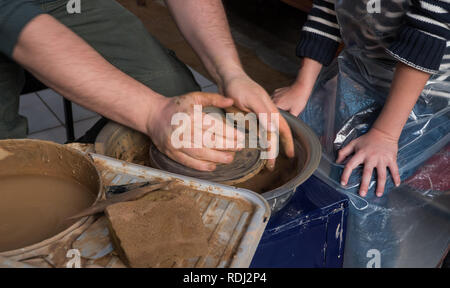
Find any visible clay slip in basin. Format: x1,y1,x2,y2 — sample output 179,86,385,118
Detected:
0,139,102,257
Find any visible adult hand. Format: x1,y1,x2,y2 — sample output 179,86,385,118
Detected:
146,92,242,172
336,128,401,197
220,73,295,170
272,84,309,117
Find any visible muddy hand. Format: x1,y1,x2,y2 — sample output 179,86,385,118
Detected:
221,73,295,170
146,92,244,171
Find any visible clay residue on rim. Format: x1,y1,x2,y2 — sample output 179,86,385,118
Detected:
0,140,101,253
236,141,305,193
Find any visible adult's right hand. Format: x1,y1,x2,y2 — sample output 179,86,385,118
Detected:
146,92,243,171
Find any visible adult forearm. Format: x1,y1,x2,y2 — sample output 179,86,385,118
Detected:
165,0,244,84
373,62,430,140
12,14,166,134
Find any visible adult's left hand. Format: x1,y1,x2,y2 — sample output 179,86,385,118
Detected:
220,73,295,170
336,128,402,197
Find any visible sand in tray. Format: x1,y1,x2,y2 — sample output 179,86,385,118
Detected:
105,191,209,268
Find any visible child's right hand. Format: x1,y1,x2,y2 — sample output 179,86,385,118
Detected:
272,85,310,117
272,58,323,117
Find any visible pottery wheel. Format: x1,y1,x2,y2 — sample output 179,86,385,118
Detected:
149,144,266,185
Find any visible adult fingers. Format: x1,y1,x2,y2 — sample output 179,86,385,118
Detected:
278,114,295,158
201,113,245,143
182,147,235,165
194,92,234,109
168,150,217,172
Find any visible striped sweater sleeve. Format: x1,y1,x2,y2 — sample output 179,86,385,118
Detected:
0,0,44,57
387,0,450,74
296,0,342,66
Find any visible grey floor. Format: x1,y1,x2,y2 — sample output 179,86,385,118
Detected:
22,67,218,144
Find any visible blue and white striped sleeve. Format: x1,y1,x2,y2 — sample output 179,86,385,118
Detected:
387,0,450,74
296,0,342,66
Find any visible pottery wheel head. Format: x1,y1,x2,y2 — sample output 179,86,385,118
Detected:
149,144,265,185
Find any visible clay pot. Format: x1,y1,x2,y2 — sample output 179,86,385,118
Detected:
95,111,321,212
0,139,102,259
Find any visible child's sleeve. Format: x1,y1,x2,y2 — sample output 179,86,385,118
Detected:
296,0,342,66
0,0,45,57
387,0,450,74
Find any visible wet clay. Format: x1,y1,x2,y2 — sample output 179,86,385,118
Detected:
236,147,301,193
97,123,306,193
106,189,208,268
0,175,95,252
108,137,302,193
149,144,265,185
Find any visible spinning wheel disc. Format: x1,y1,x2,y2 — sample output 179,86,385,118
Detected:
149,144,266,185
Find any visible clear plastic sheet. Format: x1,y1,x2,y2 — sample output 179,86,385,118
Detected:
300,0,450,267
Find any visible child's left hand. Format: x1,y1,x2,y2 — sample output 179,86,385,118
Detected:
336,127,402,197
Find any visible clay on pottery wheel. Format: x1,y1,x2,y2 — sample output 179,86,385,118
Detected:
149,143,265,185
96,123,305,193
149,106,266,185
0,140,100,253
236,141,303,193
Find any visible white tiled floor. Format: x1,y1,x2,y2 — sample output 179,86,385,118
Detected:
21,67,218,144
23,89,101,144
37,89,98,124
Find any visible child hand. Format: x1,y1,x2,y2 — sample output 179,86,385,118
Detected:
272,85,309,117
336,128,402,197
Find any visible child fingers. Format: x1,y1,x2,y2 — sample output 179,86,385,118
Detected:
336,140,357,164
359,162,376,197
340,153,364,186
375,165,387,197
388,160,401,187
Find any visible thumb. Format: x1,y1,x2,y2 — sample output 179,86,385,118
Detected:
196,92,234,108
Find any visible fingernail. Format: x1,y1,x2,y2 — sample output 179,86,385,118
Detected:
395,182,400,187
208,164,216,171
341,181,346,186
377,193,383,197
360,191,366,197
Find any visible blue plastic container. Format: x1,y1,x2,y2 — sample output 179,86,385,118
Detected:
250,175,349,268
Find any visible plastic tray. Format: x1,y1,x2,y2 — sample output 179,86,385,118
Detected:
90,154,271,268
0,152,270,268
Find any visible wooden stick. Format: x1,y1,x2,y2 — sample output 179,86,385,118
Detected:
68,181,172,220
